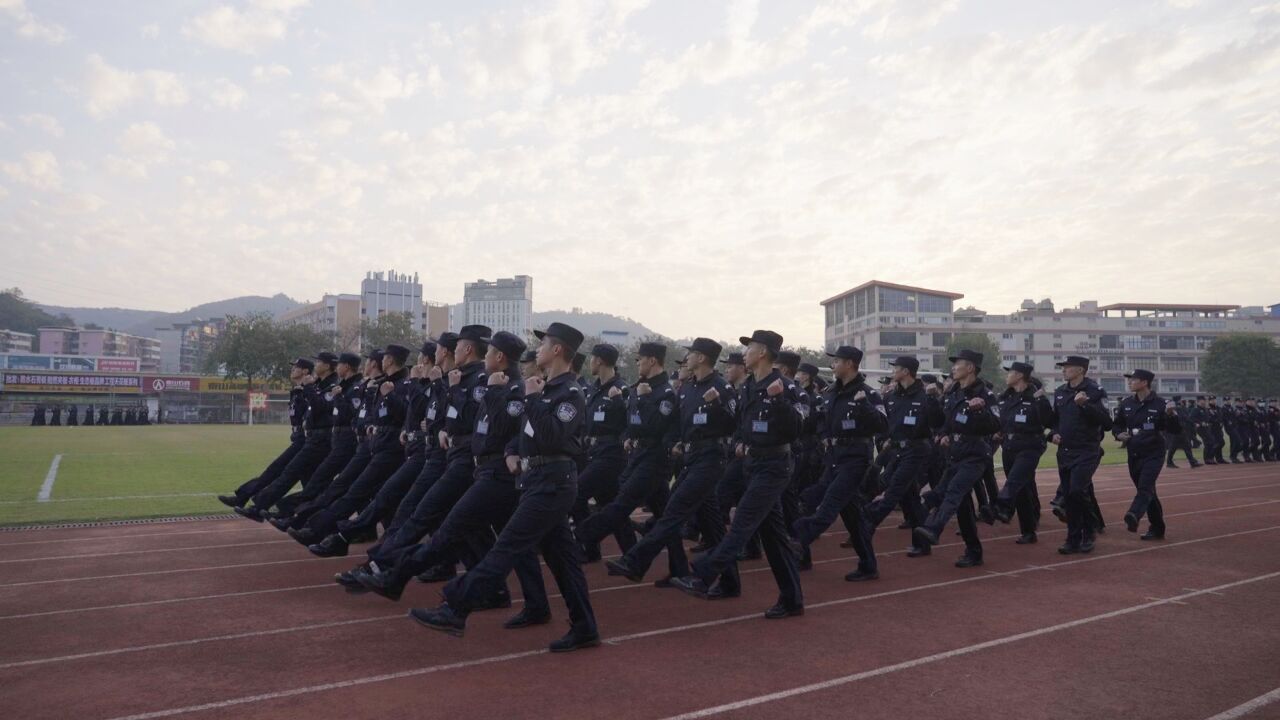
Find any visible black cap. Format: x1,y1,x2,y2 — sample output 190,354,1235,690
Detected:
798,362,820,377
292,357,315,371
920,373,939,384
519,349,538,364
419,340,438,358
1124,368,1155,383
368,348,385,363
338,352,362,368
889,355,919,374
434,332,459,353
384,344,410,364
739,329,783,354
877,375,892,385
1003,361,1035,378
1172,394,1183,401
719,351,746,366
458,325,492,344
776,351,801,372
636,341,667,363
1056,355,1090,369
533,322,586,354
948,349,984,369
572,352,586,372
489,331,526,361
314,351,339,366
591,343,619,366
826,345,863,363
682,337,723,363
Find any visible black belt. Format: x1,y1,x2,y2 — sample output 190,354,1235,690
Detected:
825,437,873,448
683,438,730,452
632,438,660,449
950,434,986,442
374,426,398,435
450,434,472,447
474,452,505,466
586,435,621,447
520,454,574,471
889,438,929,449
746,444,790,458
333,426,356,435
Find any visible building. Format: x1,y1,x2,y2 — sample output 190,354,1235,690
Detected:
155,318,225,374
424,301,450,338
361,270,425,335
463,275,533,337
37,327,161,371
821,280,1280,396
0,329,35,353
279,294,362,351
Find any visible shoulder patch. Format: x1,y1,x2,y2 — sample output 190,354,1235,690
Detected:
472,386,487,401
659,399,674,416
556,402,578,423
506,400,524,417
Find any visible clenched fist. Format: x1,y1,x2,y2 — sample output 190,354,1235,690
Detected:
968,397,986,410
525,376,546,395
608,385,623,399
703,387,720,403
489,371,508,387
854,391,867,402
427,366,443,382
767,379,784,397
379,381,394,396
636,382,652,396
1073,391,1089,406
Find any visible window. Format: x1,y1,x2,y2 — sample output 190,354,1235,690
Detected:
879,331,916,347
1101,357,1125,371
1100,335,1120,349
1163,356,1196,372
1100,377,1125,393
1002,333,1013,339
1158,335,1195,350
931,332,952,347
1053,333,1062,339
878,288,914,313
1121,335,1156,350
917,294,953,314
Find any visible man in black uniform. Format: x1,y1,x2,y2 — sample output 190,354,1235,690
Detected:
97,405,109,426
408,323,599,652
606,338,738,593
1254,398,1275,461
66,403,78,426
1221,397,1244,463
1114,369,1180,540
234,353,339,521
1164,396,1200,469
83,404,94,426
571,343,630,563
672,330,806,619
575,341,677,561
1190,396,1220,465
793,345,885,580
1046,356,1112,555
866,356,941,557
219,362,311,510
992,362,1051,544
714,352,762,561
913,349,1000,567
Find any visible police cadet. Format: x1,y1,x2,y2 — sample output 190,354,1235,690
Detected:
1253,398,1276,461
793,345,886,581
715,351,763,562
992,362,1051,545
1163,396,1200,469
66,403,78,427
234,354,338,521
1046,355,1113,555
1238,397,1261,462
1191,396,1222,465
83,404,95,426
1113,368,1180,541
606,337,738,593
308,342,437,557
576,341,677,560
866,355,941,557
97,405,109,426
913,349,999,567
571,343,630,563
287,344,413,545
354,331,551,625
1221,397,1244,463
408,322,600,653
672,329,806,620
1269,400,1280,460
219,363,310,509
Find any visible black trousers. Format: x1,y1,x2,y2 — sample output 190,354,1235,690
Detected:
369,452,475,566
441,461,596,636
576,446,670,555
1165,432,1196,466
922,444,986,555
1057,446,1102,547
1225,425,1243,460
571,442,628,560
867,442,929,537
692,452,802,609
1126,447,1165,534
354,448,447,545
794,446,876,573
233,432,304,502
626,446,734,587
390,465,548,613
998,439,1045,536
331,445,426,538
288,436,373,527
250,431,332,510
302,436,404,538
279,428,358,514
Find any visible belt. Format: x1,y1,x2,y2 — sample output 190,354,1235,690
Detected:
632,438,659,449
474,452,505,466
825,437,873,448
682,438,730,453
889,438,928,449
450,433,472,447
374,426,398,435
520,454,574,472
746,444,790,458
586,435,622,447
950,433,985,442
308,426,333,434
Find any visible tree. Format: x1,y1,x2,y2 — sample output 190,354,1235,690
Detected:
205,313,331,389
359,312,422,354
1201,333,1280,398
0,287,75,337
944,332,1007,394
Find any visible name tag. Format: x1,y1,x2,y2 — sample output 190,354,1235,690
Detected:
752,420,769,433
693,413,708,426
629,413,642,425
427,408,437,420
593,411,606,422
358,408,366,419
378,406,388,418
1014,414,1027,423
955,413,968,424
477,419,489,435
524,420,535,437
446,406,458,419
904,415,917,426
1143,422,1155,430
332,408,339,416
841,419,857,430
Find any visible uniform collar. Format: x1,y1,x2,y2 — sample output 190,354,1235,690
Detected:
638,371,669,388
546,369,575,388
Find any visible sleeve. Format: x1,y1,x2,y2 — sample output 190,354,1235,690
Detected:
923,393,946,430
484,382,525,441
860,389,889,434
1162,401,1182,434
381,381,408,418
1112,403,1128,439
1082,387,1112,430
973,388,1001,434
525,388,585,454
303,382,334,417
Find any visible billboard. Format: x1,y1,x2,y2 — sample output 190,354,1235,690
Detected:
0,372,141,394
96,357,142,372
4,354,51,370
141,375,200,393
200,377,290,394
0,354,141,372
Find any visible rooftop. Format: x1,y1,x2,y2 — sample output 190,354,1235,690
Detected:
820,280,965,307
1098,303,1240,313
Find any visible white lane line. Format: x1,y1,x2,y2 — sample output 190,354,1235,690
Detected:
94,530,1280,720
659,571,1280,720
1203,686,1280,720
7,520,1276,678
0,526,264,548
1,492,218,506
0,556,347,589
0,583,335,621
0,540,293,564
36,455,62,503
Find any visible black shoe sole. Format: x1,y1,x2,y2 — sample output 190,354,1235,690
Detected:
408,612,464,637
503,614,552,629
550,636,601,653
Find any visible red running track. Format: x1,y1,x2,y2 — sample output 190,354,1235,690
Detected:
1,463,1278,720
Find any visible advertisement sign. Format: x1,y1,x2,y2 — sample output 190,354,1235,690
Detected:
96,357,142,372
201,377,290,394
52,356,96,371
5,355,51,370
142,376,200,393
248,392,268,409
0,372,141,394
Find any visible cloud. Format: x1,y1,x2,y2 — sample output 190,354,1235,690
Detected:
251,63,292,82
141,23,160,39
316,64,422,114
210,78,247,108
0,0,66,43
183,0,310,53
2,150,61,190
105,122,176,179
83,54,189,118
19,113,64,137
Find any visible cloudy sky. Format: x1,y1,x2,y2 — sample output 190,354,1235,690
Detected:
1,0,1277,347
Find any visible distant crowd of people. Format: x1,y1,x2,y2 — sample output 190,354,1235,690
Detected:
29,403,152,426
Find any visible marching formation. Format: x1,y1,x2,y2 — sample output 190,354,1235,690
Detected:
218,324,1280,653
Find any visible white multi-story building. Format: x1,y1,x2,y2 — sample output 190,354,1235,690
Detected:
463,275,533,337
821,280,1280,395
361,270,425,335
155,318,225,374
279,294,362,351
0,329,35,353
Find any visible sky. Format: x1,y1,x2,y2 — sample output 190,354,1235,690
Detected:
1,0,1278,348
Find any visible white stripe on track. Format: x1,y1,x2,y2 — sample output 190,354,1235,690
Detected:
0,540,292,564
1203,687,1280,720
0,526,264,548
36,455,62,502
0,492,218,506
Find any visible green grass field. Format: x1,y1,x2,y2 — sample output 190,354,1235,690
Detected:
0,424,1135,527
